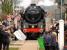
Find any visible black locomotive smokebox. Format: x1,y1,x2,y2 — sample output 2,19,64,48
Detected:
23,4,45,24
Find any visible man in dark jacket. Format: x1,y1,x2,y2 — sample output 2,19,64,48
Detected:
0,22,3,50
0,29,3,50
42,31,52,50
0,23,10,50
2,31,10,50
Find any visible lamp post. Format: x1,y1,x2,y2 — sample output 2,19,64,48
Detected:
61,0,63,19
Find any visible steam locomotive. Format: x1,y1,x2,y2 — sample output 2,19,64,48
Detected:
21,4,46,40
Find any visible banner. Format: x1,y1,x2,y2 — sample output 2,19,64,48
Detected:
58,19,64,50
14,29,26,40
38,37,45,49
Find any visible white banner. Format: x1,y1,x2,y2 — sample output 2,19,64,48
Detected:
14,29,26,40
58,19,64,50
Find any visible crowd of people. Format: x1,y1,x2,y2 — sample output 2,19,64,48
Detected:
2,12,21,39
42,23,59,50
0,12,21,50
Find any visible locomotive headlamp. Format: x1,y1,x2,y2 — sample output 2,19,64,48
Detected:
41,25,43,28
23,25,26,28
32,25,34,28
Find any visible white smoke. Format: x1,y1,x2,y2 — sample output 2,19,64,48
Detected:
37,0,55,6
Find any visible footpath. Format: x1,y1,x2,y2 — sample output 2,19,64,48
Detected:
9,40,39,50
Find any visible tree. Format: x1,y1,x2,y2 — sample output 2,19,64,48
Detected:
2,0,13,15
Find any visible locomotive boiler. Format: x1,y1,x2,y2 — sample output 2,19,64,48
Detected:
21,4,46,40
